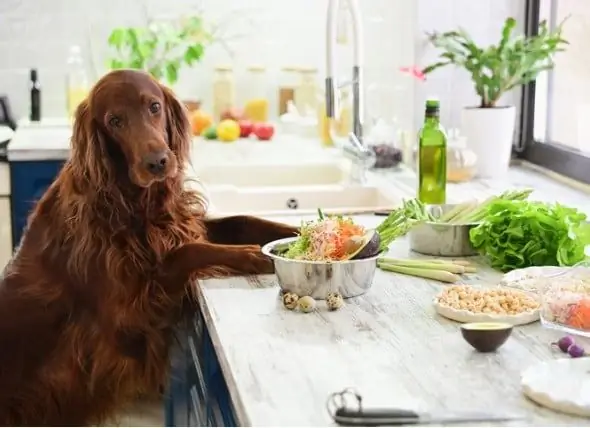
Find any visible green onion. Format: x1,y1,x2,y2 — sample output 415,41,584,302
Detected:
377,261,461,283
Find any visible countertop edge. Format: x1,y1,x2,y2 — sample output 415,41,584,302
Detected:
194,280,252,427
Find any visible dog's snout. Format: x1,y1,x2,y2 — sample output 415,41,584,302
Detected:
143,151,169,175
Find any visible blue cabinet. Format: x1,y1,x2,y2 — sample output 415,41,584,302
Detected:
166,307,238,427
10,160,65,249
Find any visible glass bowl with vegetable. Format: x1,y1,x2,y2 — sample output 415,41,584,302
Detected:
540,262,590,338
261,208,413,300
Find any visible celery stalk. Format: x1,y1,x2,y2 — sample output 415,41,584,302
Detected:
438,202,472,223
378,257,466,274
377,262,460,283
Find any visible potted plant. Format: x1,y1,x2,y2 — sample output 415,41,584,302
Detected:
421,17,568,177
107,15,216,110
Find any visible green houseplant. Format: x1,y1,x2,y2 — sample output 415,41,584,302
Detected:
421,17,568,177
107,15,214,86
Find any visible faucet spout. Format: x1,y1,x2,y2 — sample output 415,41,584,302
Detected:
326,0,370,185
325,0,365,143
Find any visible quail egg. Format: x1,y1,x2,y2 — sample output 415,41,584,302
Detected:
281,292,300,310
326,292,344,311
297,295,316,313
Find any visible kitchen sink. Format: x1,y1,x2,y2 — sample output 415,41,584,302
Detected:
207,185,399,216
196,161,348,187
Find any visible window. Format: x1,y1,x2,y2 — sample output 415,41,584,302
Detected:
519,0,590,184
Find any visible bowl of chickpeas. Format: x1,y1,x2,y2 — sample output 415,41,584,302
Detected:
433,284,541,326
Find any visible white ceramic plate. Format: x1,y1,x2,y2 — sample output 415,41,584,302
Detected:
499,266,567,294
521,358,590,418
433,300,540,326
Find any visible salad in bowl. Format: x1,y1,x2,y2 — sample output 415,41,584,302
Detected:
261,207,416,299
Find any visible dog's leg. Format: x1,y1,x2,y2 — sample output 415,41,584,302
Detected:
204,215,298,246
159,242,273,286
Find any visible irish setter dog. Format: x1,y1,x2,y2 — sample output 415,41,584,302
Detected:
0,69,297,426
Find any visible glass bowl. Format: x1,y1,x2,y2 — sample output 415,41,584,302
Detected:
540,263,590,337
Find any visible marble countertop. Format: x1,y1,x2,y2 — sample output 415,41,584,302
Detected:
194,168,590,427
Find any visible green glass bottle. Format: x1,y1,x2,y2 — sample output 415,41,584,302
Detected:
418,99,447,204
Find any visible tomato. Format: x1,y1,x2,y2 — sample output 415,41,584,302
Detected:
238,120,254,138
253,123,275,141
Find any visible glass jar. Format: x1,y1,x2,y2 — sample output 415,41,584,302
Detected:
212,66,236,121
294,67,318,115
244,66,269,123
65,45,89,120
278,66,298,116
447,133,477,182
540,263,590,337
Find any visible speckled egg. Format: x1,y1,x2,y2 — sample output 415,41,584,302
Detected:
297,295,317,313
326,292,344,311
282,292,300,310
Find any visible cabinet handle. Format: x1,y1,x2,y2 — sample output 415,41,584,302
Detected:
188,336,207,397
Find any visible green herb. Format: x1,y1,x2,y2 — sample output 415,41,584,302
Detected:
376,199,434,252
107,16,214,85
469,200,590,272
317,208,325,220
422,17,569,108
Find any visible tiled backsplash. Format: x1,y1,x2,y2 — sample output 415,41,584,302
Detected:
0,0,523,133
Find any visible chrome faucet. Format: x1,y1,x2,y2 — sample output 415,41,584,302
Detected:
326,0,374,185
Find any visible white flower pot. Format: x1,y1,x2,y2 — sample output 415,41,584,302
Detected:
460,106,516,178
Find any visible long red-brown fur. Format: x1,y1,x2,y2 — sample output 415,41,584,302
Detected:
0,70,297,426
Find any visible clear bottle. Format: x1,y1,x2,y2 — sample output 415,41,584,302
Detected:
65,46,89,119
417,99,447,204
294,68,318,115
244,66,269,123
212,66,236,121
278,66,298,116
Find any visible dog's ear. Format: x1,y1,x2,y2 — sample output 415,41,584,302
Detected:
70,99,114,187
161,85,191,166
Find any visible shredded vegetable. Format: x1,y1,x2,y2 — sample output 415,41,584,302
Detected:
284,215,367,261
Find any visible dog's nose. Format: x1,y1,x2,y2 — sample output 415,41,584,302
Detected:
143,151,169,175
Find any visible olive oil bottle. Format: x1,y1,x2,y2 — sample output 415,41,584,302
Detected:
418,99,447,204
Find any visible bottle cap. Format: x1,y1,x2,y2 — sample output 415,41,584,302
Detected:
30,69,38,80
426,98,440,108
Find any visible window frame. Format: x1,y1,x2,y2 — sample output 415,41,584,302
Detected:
518,0,590,185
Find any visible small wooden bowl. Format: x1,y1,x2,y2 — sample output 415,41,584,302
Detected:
460,322,513,353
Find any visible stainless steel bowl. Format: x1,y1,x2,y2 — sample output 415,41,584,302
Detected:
409,204,480,257
261,237,379,300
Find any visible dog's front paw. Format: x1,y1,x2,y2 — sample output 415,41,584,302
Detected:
241,245,274,274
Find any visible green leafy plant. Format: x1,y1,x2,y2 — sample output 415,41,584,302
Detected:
107,15,214,85
422,17,569,108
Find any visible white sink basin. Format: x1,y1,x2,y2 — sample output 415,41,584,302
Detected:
197,161,348,187
207,185,399,216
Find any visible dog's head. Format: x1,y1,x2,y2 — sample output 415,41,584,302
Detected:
71,69,191,188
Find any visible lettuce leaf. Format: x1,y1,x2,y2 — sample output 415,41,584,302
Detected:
469,200,590,272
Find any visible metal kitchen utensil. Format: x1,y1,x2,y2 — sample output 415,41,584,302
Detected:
326,388,525,427
261,237,379,300
409,204,479,257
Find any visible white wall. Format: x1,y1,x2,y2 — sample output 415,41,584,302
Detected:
0,0,524,134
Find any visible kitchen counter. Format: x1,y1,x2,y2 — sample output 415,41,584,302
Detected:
195,228,586,427
185,163,590,427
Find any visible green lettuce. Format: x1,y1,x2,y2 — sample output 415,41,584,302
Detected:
469,200,590,272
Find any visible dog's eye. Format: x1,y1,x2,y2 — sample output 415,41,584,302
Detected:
108,116,122,128
149,102,161,114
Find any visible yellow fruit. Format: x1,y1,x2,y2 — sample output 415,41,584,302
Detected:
216,119,240,142
191,109,213,136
